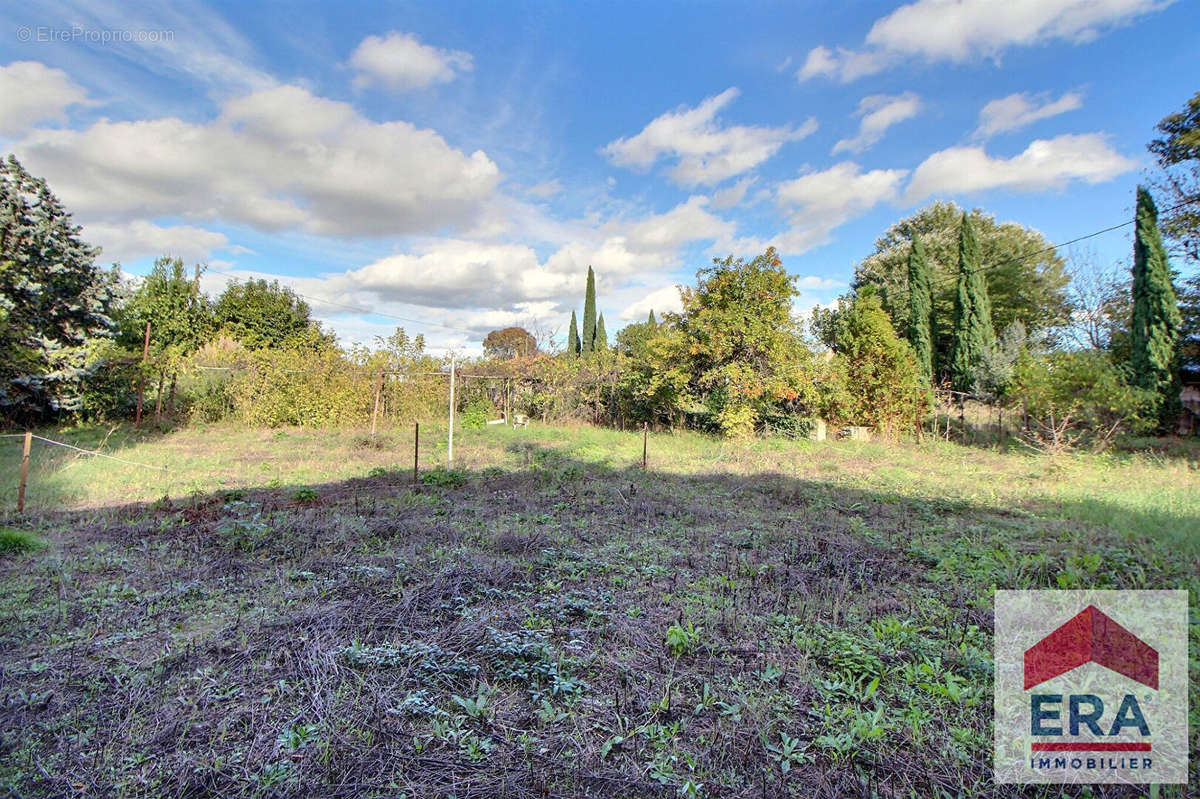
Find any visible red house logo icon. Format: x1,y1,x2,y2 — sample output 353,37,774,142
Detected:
1024,605,1158,691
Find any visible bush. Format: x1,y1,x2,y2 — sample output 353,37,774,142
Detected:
459,396,496,429
1010,350,1156,453
0,527,45,556
420,467,467,488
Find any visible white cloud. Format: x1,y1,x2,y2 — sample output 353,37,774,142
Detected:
350,31,473,91
905,133,1136,201
84,220,230,264
798,0,1172,82
796,276,845,290
709,177,757,210
624,196,735,254
0,62,89,135
620,285,683,321
974,90,1084,138
526,179,563,198
832,92,922,154
602,88,817,186
769,162,909,253
15,84,500,237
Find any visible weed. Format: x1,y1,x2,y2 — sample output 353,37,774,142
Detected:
0,527,44,556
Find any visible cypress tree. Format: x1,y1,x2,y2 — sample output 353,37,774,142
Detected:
567,310,580,356
906,234,934,383
948,212,995,393
648,309,656,326
582,265,597,353
1130,186,1182,430
596,313,608,350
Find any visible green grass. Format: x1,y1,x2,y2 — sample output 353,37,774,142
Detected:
0,526,43,556
0,421,1196,797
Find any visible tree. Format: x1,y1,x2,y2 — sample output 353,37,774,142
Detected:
648,309,657,326
212,278,328,349
0,155,118,421
483,326,537,360
906,234,934,382
117,256,213,418
1130,186,1182,430
567,310,580,356
596,313,608,350
827,289,927,437
582,265,597,353
1149,91,1200,262
949,212,996,393
855,201,1070,368
677,248,817,436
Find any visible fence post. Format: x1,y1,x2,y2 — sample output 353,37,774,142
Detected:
413,421,419,486
370,367,384,437
447,355,456,466
135,321,150,429
959,396,966,446
17,430,31,513
642,422,648,469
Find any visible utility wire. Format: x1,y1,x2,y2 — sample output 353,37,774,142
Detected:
931,196,1200,285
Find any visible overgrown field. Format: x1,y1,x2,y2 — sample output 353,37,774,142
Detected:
1,423,1197,797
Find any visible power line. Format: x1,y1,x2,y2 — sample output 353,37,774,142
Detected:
932,196,1200,286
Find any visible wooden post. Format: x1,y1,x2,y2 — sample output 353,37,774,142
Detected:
642,422,648,469
370,367,384,437
959,396,966,446
447,354,456,465
135,321,150,428
413,421,419,486
17,431,31,513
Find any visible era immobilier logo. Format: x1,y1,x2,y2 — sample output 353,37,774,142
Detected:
994,590,1188,784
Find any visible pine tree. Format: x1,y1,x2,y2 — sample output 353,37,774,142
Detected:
1130,186,1182,430
949,212,995,393
567,310,580,356
648,309,656,325
0,155,116,420
582,265,597,353
906,234,934,383
596,313,608,350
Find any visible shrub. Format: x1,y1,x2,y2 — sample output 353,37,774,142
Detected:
0,527,45,556
420,467,467,488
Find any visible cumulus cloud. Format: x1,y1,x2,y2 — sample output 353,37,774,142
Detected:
0,61,89,135
603,88,817,186
350,31,473,91
620,284,684,321
905,133,1136,201
798,0,1172,82
770,162,909,253
709,177,757,210
974,90,1084,138
84,220,230,265
832,92,922,154
14,84,500,237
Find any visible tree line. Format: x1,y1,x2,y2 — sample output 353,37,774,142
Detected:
1,91,1198,447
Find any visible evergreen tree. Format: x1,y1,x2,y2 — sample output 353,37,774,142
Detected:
648,309,657,325
0,155,117,420
567,310,580,356
596,313,608,350
582,265,597,353
1130,186,1182,430
949,212,995,393
213,278,327,349
905,234,934,383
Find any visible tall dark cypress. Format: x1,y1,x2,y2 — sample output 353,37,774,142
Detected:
596,313,608,350
948,212,995,393
1130,186,1182,429
582,266,597,353
648,309,656,326
567,310,580,357
906,234,934,383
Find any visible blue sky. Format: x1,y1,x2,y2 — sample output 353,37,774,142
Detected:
1,0,1197,353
